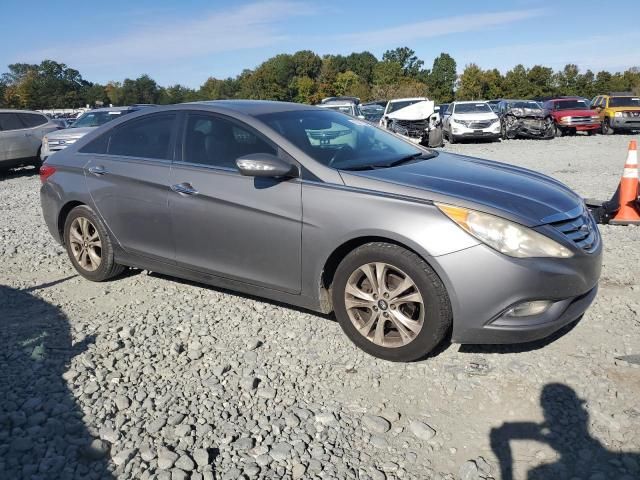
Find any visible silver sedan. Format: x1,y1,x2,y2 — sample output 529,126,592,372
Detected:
40,101,601,361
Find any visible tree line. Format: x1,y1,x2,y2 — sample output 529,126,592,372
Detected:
1,48,639,110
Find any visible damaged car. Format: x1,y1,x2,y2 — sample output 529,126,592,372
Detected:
379,97,443,147
496,100,555,139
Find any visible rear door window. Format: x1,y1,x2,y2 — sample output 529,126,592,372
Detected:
17,113,48,128
0,113,25,131
80,113,177,159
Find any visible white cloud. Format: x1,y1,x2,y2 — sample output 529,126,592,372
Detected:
25,1,315,68
336,9,546,47
456,33,640,73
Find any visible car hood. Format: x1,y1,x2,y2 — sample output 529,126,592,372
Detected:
608,106,640,112
452,113,498,121
386,101,435,120
46,126,96,140
507,107,545,118
553,109,597,117
339,152,583,227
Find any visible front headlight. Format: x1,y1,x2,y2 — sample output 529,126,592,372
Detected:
453,118,470,127
436,203,574,258
559,116,570,123
591,115,600,120
614,112,622,117
491,117,500,124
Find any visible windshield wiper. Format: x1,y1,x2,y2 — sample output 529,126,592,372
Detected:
385,152,431,168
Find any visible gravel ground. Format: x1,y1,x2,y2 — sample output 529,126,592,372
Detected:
1,134,639,480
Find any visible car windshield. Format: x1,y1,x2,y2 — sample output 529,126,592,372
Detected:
71,110,124,128
609,96,640,108
455,103,492,113
257,109,434,171
555,100,589,110
386,100,425,114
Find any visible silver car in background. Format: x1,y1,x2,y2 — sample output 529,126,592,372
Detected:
41,105,154,160
40,101,602,362
0,109,59,171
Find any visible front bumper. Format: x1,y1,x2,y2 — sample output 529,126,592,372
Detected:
432,240,602,345
451,122,501,140
507,118,553,138
610,116,640,130
41,139,77,160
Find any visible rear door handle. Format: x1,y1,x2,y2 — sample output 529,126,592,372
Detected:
171,182,198,196
88,166,107,176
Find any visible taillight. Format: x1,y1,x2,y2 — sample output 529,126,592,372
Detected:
39,165,57,183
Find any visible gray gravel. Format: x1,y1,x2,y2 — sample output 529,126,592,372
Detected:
1,134,639,479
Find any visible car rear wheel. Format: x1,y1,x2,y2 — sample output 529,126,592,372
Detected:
332,242,452,362
64,205,124,282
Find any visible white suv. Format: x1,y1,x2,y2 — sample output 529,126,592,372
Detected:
0,110,59,172
443,101,501,143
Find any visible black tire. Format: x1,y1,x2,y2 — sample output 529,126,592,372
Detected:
602,118,614,135
500,121,507,140
32,147,43,169
554,125,563,138
587,129,597,136
448,131,456,144
63,205,124,282
332,242,452,362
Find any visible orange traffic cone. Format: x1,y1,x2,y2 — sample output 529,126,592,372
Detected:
610,139,640,225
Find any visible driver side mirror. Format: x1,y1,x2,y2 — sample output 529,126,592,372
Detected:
236,153,297,178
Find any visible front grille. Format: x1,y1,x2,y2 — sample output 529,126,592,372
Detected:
469,120,492,129
566,116,595,125
389,119,428,138
550,211,598,252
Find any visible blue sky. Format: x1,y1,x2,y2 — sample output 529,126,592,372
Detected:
2,0,639,87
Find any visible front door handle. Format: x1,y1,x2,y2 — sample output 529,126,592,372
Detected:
171,182,199,196
88,165,107,176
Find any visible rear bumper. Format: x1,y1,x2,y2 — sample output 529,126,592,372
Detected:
430,241,602,345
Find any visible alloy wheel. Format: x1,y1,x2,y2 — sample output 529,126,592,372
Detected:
69,217,102,271
344,262,425,348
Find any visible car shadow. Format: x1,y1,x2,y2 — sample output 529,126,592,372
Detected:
146,270,337,322
0,165,40,181
0,284,114,478
490,383,640,479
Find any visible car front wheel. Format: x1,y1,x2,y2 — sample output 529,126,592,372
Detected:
64,205,124,281
332,243,452,362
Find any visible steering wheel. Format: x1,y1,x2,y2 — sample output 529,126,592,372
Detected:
328,145,355,168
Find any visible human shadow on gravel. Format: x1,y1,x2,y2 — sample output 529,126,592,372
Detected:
490,383,640,480
0,284,114,479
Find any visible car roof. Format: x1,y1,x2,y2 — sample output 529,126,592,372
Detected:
388,97,428,102
453,100,489,104
81,106,140,113
0,109,49,114
190,100,317,115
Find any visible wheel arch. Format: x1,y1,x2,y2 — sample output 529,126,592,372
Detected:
57,200,86,244
322,236,428,289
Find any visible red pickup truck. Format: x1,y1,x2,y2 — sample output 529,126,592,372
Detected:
542,97,601,137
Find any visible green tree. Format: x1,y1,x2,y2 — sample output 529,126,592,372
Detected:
527,65,554,98
428,53,456,102
456,64,484,100
345,52,378,84
382,47,424,77
503,64,530,98
291,50,322,79
333,71,360,96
